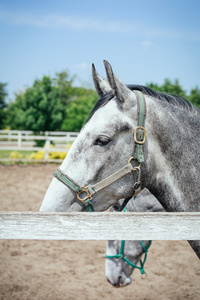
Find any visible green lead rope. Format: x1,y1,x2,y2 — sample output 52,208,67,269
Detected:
105,205,152,276
83,198,94,212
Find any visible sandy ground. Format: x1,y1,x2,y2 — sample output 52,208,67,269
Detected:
0,164,199,300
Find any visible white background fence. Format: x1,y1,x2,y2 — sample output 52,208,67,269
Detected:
0,212,200,240
0,130,79,162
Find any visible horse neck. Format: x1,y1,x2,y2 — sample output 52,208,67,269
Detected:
144,98,200,212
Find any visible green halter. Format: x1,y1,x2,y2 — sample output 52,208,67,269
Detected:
53,91,146,211
105,204,151,276
105,239,152,276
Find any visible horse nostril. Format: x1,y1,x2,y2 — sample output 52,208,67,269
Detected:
110,276,122,287
113,204,120,211
118,276,122,286
106,276,120,288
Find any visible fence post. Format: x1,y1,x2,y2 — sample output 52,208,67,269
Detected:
18,131,22,148
44,139,50,160
8,131,11,141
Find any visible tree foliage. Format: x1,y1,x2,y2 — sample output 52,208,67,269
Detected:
3,75,200,133
147,78,187,97
53,71,77,106
147,78,200,108
61,88,97,131
187,86,200,109
5,71,98,133
6,75,65,132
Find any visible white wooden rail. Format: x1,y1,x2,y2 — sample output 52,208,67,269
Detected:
0,130,79,138
0,212,200,240
0,130,79,161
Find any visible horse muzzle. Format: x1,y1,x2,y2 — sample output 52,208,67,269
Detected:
106,274,132,288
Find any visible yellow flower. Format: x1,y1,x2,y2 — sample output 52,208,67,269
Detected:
10,151,22,159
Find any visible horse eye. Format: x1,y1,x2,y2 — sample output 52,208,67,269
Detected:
94,136,110,146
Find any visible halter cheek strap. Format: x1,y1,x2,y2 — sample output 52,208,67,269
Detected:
53,91,146,211
133,90,146,163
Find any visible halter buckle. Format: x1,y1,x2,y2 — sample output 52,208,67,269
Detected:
134,126,146,144
77,186,92,203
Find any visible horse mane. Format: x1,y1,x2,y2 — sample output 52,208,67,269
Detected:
89,84,198,120
127,84,196,112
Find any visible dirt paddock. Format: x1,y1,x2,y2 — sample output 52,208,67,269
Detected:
0,164,199,300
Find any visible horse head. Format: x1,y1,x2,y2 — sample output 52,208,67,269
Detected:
105,239,150,287
40,61,146,212
40,60,200,258
105,189,164,287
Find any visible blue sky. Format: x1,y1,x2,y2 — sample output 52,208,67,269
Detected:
0,0,200,100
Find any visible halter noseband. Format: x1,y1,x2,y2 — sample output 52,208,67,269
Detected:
105,203,151,278
53,91,146,212
105,240,152,277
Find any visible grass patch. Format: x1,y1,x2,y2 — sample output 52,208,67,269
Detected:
0,150,35,159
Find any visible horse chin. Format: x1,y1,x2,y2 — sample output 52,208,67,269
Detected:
91,192,119,212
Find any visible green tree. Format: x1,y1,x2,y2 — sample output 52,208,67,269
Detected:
5,73,200,135
147,78,200,109
147,78,187,97
61,88,97,131
188,86,200,109
5,71,98,133
6,75,65,132
0,82,8,129
53,71,77,105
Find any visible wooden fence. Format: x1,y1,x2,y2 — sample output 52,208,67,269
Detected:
0,131,200,242
0,130,79,162
0,212,200,240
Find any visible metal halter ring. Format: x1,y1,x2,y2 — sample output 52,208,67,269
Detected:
141,272,147,279
77,186,92,202
134,126,146,144
128,156,134,164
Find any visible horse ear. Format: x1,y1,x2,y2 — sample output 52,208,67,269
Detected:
92,64,112,97
104,60,133,103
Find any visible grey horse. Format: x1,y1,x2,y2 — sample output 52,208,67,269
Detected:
40,61,200,258
105,189,164,287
